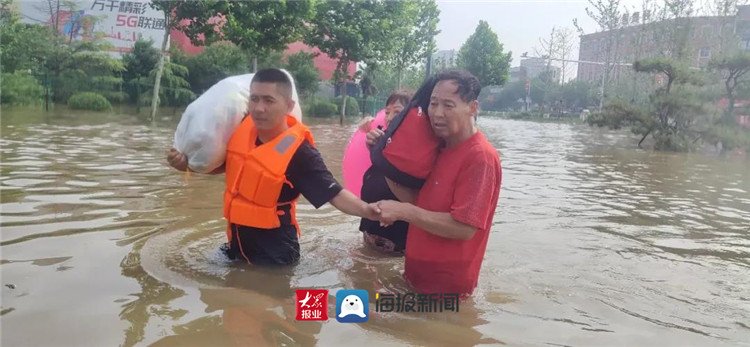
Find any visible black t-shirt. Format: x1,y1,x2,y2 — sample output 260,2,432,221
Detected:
228,139,343,265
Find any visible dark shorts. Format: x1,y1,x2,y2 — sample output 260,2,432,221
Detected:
225,222,301,266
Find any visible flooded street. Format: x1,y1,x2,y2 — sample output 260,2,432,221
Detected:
1,110,749,346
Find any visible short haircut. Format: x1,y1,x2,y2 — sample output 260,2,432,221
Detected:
251,68,293,99
385,90,413,108
435,69,481,103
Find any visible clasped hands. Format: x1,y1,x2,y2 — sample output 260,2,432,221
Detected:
364,200,406,227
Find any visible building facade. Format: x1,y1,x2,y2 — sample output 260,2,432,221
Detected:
576,8,750,83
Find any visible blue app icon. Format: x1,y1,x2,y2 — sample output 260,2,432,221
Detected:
335,289,369,323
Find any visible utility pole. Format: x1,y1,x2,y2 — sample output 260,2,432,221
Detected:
425,53,433,78
599,65,607,111
525,78,531,112
150,18,171,123
547,27,555,82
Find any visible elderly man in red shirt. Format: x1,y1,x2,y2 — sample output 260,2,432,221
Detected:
376,70,502,296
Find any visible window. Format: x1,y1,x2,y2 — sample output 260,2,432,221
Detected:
700,47,711,58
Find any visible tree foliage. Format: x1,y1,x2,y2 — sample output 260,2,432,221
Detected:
457,20,512,87
283,52,319,99
385,0,440,86
175,42,249,94
1,72,45,105
481,79,597,112
122,39,160,103
305,0,399,121
589,58,710,151
170,0,315,57
53,42,126,103
710,52,750,123
139,60,194,108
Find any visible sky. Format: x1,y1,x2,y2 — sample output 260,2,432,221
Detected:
434,0,648,69
17,0,700,77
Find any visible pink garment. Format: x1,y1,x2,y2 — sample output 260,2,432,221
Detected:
342,109,387,198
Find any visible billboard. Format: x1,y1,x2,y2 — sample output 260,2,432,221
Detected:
19,0,166,54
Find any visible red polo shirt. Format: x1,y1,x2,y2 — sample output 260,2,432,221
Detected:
404,131,502,295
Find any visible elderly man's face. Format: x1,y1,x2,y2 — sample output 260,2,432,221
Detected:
428,80,477,140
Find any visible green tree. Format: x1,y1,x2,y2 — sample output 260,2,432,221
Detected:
305,0,399,123
529,77,551,108
0,9,127,107
386,0,440,87
256,50,284,71
524,77,597,114
710,52,750,124
480,80,526,111
588,57,709,151
1,71,45,105
370,64,425,100
170,0,316,71
139,60,194,112
1,0,14,24
560,80,597,110
457,20,512,87
178,42,249,94
283,52,319,99
0,11,59,74
39,40,125,104
122,39,160,108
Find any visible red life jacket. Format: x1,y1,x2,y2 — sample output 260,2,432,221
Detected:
370,75,441,189
371,106,441,189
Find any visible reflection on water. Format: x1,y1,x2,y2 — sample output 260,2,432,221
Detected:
1,109,749,346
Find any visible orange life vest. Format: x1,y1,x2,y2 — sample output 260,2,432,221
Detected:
223,115,314,233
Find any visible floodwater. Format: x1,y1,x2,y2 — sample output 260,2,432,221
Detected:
1,108,749,346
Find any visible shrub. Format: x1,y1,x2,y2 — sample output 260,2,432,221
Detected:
1,72,44,105
334,96,360,117
306,98,338,118
67,92,112,111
